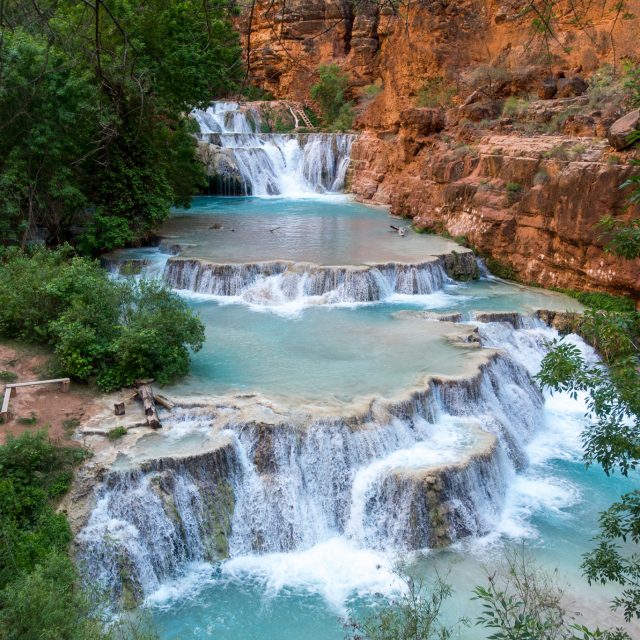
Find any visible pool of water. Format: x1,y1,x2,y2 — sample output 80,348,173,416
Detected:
167,303,487,407
156,196,466,265
101,195,637,639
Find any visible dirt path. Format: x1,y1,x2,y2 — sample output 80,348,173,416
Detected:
0,342,101,444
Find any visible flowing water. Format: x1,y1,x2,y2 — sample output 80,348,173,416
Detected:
83,103,638,639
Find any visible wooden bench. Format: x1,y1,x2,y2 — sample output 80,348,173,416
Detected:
1,378,70,422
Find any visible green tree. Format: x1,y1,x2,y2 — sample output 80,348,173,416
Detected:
0,430,159,640
346,570,456,640
310,63,354,131
0,0,242,251
0,246,205,390
473,548,630,639
537,172,640,621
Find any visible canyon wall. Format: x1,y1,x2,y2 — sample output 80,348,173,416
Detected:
238,0,640,298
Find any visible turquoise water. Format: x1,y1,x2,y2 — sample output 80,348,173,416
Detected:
168,303,487,406
106,196,636,638
158,196,466,264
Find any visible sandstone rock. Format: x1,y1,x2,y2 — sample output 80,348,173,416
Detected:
538,77,557,99
399,107,445,136
460,99,500,122
607,109,640,150
556,76,588,98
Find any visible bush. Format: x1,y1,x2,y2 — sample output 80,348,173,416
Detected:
417,77,456,108
502,96,530,117
0,431,87,587
0,247,205,391
310,64,354,130
0,370,17,383
362,84,382,99
622,60,640,108
473,548,628,639
0,430,159,639
107,426,128,441
347,568,456,640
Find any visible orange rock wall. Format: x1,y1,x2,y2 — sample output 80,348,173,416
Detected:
239,0,640,297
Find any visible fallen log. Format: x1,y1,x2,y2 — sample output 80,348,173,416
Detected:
136,384,161,429
154,393,175,411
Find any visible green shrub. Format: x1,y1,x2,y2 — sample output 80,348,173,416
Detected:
0,370,17,383
107,426,128,441
558,289,636,313
362,84,382,99
347,568,456,640
310,64,354,130
486,257,519,280
0,431,159,639
0,431,88,587
502,96,530,117
62,417,81,437
16,413,38,426
0,247,205,391
241,85,274,101
622,60,640,107
506,181,523,204
303,106,320,128
417,76,456,108
533,170,549,185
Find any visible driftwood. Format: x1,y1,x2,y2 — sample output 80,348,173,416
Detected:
136,384,161,429
154,393,175,411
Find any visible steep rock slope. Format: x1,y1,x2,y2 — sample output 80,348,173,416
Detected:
239,0,640,297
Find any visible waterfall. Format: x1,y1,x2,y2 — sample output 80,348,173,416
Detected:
76,321,554,601
163,257,452,304
192,102,354,196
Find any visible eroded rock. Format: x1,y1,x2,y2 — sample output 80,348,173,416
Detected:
607,109,640,150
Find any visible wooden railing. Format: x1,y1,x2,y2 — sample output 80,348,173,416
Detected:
1,378,70,422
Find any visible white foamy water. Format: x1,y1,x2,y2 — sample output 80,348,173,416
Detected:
192,102,353,197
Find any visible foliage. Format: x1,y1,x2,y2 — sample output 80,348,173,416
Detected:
0,431,87,588
310,64,354,130
486,257,519,281
417,77,456,108
506,182,523,193
558,290,636,313
622,61,640,108
502,96,530,117
362,84,383,99
303,106,320,128
595,155,640,261
537,206,640,621
0,246,204,390
473,548,630,639
0,370,17,383
241,85,274,101
62,417,81,438
346,569,456,640
0,430,159,639
107,426,128,441
0,0,242,253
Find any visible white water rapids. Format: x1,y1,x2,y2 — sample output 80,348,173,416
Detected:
192,101,353,196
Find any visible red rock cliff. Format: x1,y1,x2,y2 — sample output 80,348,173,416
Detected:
238,0,640,298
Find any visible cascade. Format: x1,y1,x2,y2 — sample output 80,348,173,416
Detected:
76,320,551,601
192,102,353,196
162,257,454,303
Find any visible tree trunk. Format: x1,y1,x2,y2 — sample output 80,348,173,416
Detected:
137,384,161,429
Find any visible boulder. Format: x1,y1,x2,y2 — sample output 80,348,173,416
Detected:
538,77,557,100
460,99,500,122
607,109,640,150
399,107,445,136
556,76,588,98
